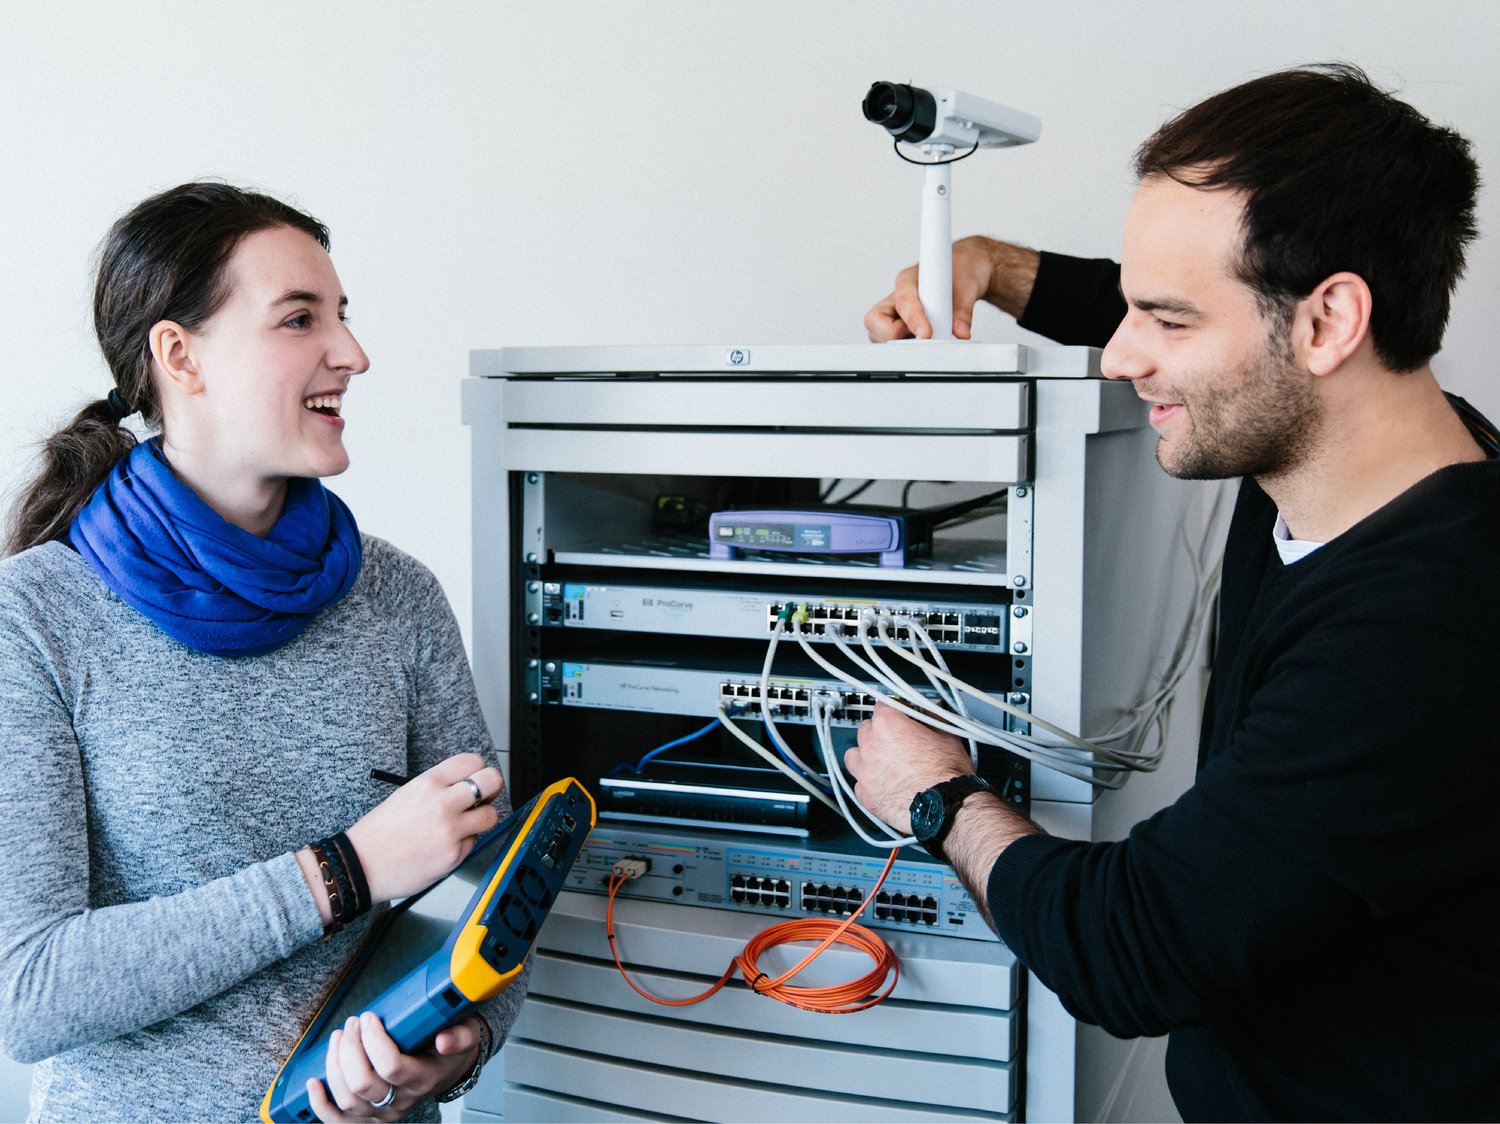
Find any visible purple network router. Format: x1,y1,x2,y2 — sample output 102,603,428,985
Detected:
708,510,908,567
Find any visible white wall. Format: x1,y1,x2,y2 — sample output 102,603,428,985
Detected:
2,1,1496,644
1,3,1496,1120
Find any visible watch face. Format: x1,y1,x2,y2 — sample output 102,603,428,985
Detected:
910,788,945,841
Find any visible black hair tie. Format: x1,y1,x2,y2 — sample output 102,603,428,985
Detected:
106,388,134,420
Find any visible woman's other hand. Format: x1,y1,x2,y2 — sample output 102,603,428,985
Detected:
345,753,503,904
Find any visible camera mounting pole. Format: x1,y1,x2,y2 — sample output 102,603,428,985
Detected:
862,82,1040,342
917,146,956,341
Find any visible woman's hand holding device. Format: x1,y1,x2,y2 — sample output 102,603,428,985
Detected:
293,753,502,1119
306,1012,485,1122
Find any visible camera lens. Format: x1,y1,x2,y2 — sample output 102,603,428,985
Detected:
862,81,936,143
862,82,905,125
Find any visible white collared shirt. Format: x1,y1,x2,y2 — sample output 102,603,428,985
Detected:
1273,511,1325,563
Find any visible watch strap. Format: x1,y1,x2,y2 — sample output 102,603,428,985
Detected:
920,774,993,859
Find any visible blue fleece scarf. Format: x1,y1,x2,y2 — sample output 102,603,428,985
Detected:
69,439,362,657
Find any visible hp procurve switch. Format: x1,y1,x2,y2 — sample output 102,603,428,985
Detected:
532,580,1008,653
536,660,1012,728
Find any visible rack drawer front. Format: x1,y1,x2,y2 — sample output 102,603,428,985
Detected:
498,429,1030,484
503,1040,1014,1122
501,379,1032,432
528,952,1018,1060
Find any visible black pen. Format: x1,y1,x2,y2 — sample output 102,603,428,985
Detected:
371,768,413,786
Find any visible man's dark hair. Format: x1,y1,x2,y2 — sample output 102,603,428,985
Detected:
1134,63,1480,372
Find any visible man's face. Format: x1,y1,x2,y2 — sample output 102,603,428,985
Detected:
1101,175,1320,481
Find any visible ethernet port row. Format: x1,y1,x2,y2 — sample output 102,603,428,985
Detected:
765,603,976,645
719,681,810,714
799,882,865,917
872,891,940,925
730,874,791,908
765,685,810,712
880,611,967,642
922,612,963,637
816,606,867,637
721,684,913,723
834,693,878,721
720,681,766,710
765,603,876,638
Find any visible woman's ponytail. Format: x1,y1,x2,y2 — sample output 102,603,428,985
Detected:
4,399,137,556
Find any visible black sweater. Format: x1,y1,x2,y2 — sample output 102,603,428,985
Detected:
988,253,1500,1121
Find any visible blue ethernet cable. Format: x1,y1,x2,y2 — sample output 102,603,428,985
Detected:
610,704,832,792
614,705,747,776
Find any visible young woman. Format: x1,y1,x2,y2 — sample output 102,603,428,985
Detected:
0,183,518,1121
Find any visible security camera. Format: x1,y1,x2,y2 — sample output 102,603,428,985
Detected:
863,82,1039,341
862,82,1039,152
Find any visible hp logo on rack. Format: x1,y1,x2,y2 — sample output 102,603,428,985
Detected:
725,348,751,367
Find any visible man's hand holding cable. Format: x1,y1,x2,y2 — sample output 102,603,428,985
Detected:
845,703,1043,927
845,703,975,832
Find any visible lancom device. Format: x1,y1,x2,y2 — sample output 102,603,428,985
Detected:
260,777,596,1123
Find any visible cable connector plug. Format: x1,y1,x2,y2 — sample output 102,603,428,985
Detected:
810,691,844,721
612,857,650,881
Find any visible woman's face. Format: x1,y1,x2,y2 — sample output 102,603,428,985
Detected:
170,224,369,489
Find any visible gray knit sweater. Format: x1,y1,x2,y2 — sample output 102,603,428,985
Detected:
0,536,522,1122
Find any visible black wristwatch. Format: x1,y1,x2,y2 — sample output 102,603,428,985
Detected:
910,775,994,859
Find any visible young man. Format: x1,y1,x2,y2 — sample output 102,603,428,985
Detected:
850,64,1498,1120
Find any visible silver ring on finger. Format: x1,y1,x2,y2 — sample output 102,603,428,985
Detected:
371,1084,397,1109
460,776,483,807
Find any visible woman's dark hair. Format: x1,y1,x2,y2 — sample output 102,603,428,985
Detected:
1134,62,1480,372
4,182,329,556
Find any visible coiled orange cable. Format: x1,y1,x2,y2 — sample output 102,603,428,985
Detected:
605,849,902,1014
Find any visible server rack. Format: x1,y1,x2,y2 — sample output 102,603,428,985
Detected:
461,344,1203,1122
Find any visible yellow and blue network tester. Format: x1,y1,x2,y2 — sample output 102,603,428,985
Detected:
261,777,595,1123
